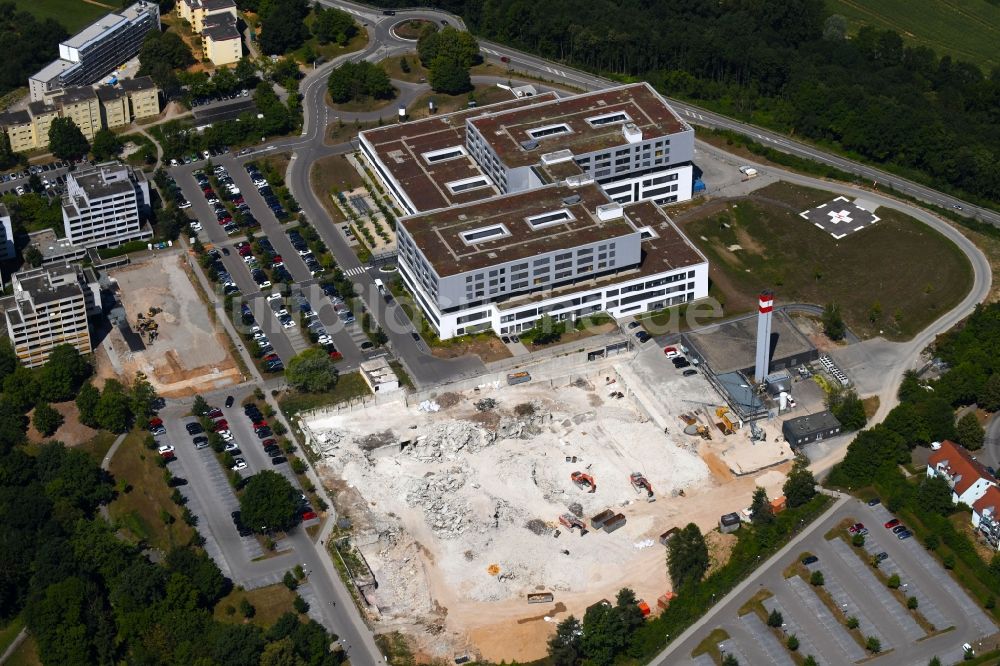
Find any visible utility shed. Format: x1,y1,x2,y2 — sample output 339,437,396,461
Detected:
719,512,741,534
782,410,842,447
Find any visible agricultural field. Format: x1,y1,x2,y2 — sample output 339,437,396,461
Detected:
826,0,1000,70
10,0,111,33
684,181,973,341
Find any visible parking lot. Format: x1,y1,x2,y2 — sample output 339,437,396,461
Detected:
678,498,997,665
170,155,369,370
158,388,317,589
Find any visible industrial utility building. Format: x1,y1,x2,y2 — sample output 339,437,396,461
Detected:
29,1,160,102
781,411,842,447
362,83,706,339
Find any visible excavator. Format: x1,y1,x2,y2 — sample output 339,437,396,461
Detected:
630,472,655,501
571,471,596,493
559,513,588,535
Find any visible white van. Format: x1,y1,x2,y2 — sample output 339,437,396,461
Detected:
374,278,385,294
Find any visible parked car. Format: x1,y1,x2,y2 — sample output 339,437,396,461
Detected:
801,555,818,565
186,422,204,435
884,518,900,529
271,456,287,465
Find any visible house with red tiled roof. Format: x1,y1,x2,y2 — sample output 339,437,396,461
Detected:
972,486,1000,550
926,440,996,506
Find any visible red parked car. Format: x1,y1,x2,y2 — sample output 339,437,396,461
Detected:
884,518,900,529
261,438,277,447
212,420,229,431
301,511,317,521
149,417,163,427
206,408,223,418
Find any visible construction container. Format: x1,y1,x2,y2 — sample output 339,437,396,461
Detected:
603,513,627,533
527,592,554,604
657,592,677,610
637,600,651,617
770,496,787,514
719,512,741,534
591,509,615,530
507,371,531,386
659,527,679,546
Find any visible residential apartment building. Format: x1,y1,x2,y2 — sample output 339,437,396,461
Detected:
202,13,243,66
0,78,160,152
396,181,707,338
177,0,237,33
29,1,160,102
360,83,706,339
53,87,102,141
0,203,14,260
0,263,99,368
926,440,997,506
62,162,152,248
973,486,1000,551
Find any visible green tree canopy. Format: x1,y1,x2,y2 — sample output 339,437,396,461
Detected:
783,457,817,508
47,118,90,161
239,470,299,533
829,389,867,431
749,486,774,525
917,474,954,515
38,344,91,402
3,365,39,413
428,56,472,95
580,601,626,666
91,129,124,161
33,402,63,437
285,348,337,393
666,522,708,589
75,383,100,428
327,61,394,103
956,412,984,450
417,26,479,68
94,379,130,433
822,302,846,340
312,6,357,45
547,615,582,666
981,374,1000,412
258,0,310,55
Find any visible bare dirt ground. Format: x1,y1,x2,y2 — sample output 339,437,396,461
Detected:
99,255,242,396
25,401,97,445
306,363,794,663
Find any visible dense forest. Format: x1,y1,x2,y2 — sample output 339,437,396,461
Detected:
0,341,345,665
0,3,67,97
388,0,1000,206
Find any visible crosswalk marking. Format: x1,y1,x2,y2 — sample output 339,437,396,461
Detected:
343,266,367,277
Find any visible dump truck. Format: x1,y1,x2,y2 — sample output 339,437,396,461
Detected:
571,471,596,493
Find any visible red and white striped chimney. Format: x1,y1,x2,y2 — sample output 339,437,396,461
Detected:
754,290,774,383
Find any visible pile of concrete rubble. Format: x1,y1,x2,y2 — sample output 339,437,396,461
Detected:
405,467,470,538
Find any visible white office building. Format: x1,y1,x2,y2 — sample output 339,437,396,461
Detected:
396,181,707,338
361,83,706,340
29,1,160,101
0,263,100,368
62,162,152,248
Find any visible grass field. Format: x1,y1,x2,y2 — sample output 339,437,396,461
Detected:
107,430,196,552
4,634,40,666
684,182,973,341
11,0,111,34
826,0,1000,70
213,583,299,628
278,371,372,416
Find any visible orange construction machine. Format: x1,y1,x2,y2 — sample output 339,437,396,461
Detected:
571,471,596,493
559,513,588,535
630,472,654,500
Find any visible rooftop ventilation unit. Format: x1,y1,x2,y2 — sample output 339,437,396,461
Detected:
541,149,574,165
622,122,643,144
562,194,582,205
564,174,595,188
520,139,539,151
596,202,624,221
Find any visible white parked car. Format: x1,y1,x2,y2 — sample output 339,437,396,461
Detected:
157,444,175,455
282,319,296,329
224,441,239,452
317,335,333,345
231,458,247,471
189,221,203,231
266,292,282,302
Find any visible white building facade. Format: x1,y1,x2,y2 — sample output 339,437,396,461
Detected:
62,162,151,248
0,203,14,260
0,264,97,368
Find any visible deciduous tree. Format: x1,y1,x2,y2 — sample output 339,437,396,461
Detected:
33,402,63,437
667,522,708,589
48,118,89,160
285,348,337,393
240,470,299,533
956,412,984,450
782,457,816,508
749,486,774,525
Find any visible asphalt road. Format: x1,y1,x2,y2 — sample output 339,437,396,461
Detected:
662,496,996,665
